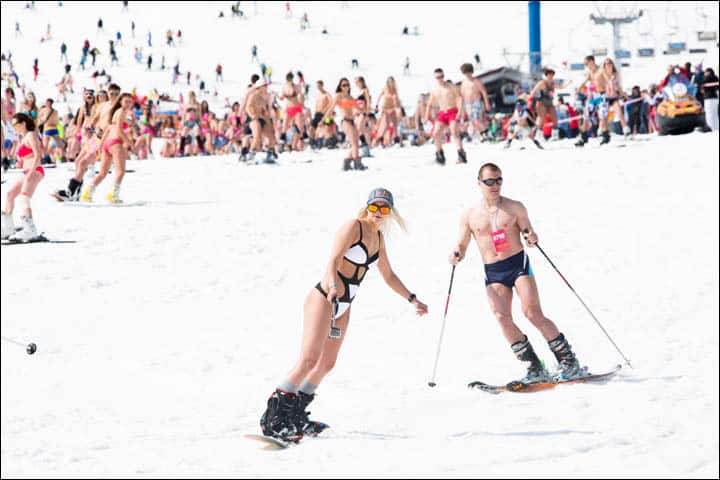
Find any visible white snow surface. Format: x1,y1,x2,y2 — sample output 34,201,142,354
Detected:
2,133,719,477
1,1,719,478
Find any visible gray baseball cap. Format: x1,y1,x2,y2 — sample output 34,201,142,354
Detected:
367,188,394,207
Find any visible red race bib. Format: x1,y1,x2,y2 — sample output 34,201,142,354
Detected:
492,229,510,252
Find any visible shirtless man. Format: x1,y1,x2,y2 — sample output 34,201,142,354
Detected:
238,74,259,162
460,63,491,142
425,68,465,165
37,98,62,160
279,72,305,152
245,83,277,164
574,55,614,146
259,83,279,162
310,80,332,148
449,163,584,382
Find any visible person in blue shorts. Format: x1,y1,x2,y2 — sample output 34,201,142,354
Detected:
449,163,584,382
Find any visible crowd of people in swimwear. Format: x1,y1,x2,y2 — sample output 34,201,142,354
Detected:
2,57,718,172
1,52,719,241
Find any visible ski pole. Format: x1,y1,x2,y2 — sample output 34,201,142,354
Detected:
428,252,459,387
1,336,37,355
522,229,632,368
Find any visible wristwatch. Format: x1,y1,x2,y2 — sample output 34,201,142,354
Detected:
407,293,417,303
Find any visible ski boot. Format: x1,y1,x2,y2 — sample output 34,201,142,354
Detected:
457,149,467,164
239,147,249,162
80,185,95,202
1,212,14,240
9,216,41,242
512,335,552,383
294,391,329,437
360,143,371,158
260,389,303,441
548,333,586,381
263,150,277,164
353,157,368,171
574,131,588,147
599,130,611,145
107,184,123,204
623,125,631,140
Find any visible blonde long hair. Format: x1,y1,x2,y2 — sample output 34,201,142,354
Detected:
356,204,407,235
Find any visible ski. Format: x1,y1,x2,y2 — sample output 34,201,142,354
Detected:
61,201,147,208
1,234,77,245
468,364,622,394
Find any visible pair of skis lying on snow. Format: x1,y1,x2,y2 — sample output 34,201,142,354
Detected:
247,364,622,449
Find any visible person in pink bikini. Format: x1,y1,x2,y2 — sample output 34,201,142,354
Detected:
83,92,133,203
2,113,44,241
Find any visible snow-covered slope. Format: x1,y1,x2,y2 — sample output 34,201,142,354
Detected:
1,1,719,477
2,132,718,476
2,1,717,113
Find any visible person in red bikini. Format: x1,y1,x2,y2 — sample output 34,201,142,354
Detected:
83,93,133,203
425,68,466,165
279,72,305,152
2,113,44,241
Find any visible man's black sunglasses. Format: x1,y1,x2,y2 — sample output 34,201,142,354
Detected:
479,177,503,186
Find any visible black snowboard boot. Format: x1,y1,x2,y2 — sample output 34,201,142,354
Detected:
260,389,302,440
353,157,368,170
294,391,329,436
574,131,588,147
68,178,83,201
599,130,611,145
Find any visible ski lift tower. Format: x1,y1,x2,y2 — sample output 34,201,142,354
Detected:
589,7,643,65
